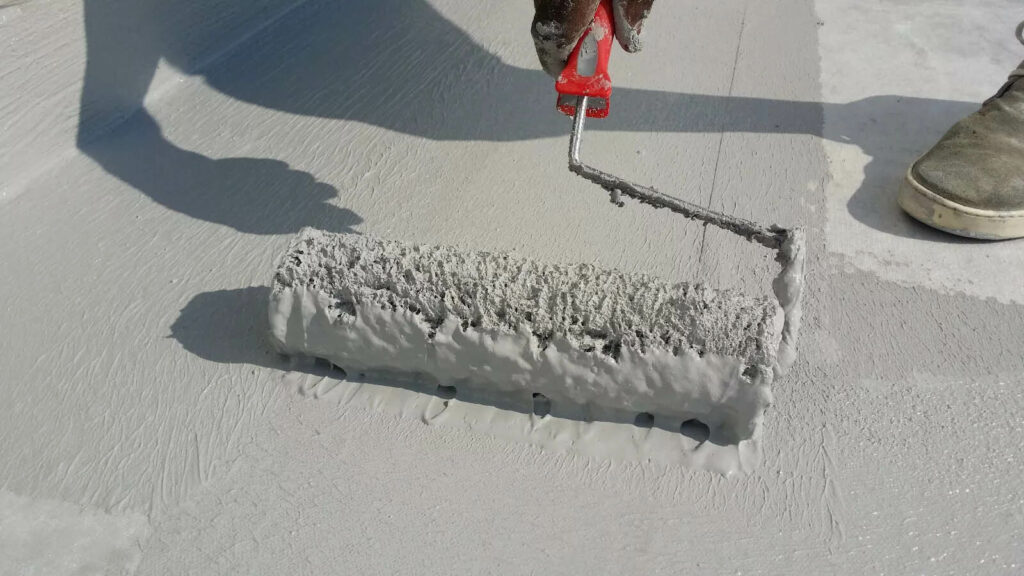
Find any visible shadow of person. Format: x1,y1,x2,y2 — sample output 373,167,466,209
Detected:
79,0,979,240
77,0,363,235
83,110,362,234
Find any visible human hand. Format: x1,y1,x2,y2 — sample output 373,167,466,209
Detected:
531,0,655,77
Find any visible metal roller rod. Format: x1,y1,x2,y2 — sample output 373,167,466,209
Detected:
568,96,790,251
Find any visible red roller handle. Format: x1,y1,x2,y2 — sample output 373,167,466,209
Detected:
555,0,614,118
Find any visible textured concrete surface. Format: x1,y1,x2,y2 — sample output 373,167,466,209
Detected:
1,0,1022,573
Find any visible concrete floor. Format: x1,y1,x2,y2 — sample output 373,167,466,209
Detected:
1,0,1022,573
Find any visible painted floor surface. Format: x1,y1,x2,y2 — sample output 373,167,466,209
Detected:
1,0,1023,573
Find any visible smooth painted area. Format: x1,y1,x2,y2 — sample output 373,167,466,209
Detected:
0,0,1022,573
0,491,150,576
819,0,1024,304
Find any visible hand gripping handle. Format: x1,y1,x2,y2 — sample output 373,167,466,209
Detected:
555,0,614,118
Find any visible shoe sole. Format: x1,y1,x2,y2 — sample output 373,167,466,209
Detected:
898,162,1024,240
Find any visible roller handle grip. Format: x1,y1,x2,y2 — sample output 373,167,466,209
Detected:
555,0,614,118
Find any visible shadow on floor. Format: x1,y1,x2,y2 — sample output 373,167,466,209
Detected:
171,286,285,369
84,111,362,235
78,0,980,238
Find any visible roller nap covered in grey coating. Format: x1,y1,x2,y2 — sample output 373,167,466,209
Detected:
269,229,786,441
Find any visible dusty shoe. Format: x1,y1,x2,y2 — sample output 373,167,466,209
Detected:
899,25,1024,239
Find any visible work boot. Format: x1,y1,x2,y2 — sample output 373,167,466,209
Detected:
898,22,1024,239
